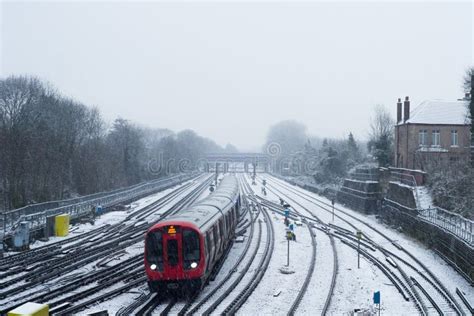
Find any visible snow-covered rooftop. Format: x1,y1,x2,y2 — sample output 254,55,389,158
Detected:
403,100,470,125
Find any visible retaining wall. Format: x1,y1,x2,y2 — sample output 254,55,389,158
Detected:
381,190,473,284
336,179,381,213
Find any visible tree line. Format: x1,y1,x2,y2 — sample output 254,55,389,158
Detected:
263,120,373,185
0,75,233,210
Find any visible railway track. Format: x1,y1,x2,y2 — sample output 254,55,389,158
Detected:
182,176,256,315
0,179,198,285
60,176,213,315
220,192,275,314
191,175,274,315
257,176,419,312
262,174,467,315
252,175,339,314
288,222,317,315
0,174,212,315
259,189,424,315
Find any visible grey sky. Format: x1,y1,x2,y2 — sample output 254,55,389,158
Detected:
1,1,472,151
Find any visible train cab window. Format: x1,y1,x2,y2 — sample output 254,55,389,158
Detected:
167,239,179,266
146,231,163,270
183,229,200,269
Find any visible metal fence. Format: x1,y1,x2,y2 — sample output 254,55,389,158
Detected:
273,171,473,246
349,171,379,182
1,173,198,239
419,207,474,245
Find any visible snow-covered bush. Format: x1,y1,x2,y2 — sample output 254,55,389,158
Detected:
425,160,474,219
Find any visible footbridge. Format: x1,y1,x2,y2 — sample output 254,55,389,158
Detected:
204,153,270,173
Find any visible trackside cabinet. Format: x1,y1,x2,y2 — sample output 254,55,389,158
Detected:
8,302,48,316
54,214,70,237
13,222,30,250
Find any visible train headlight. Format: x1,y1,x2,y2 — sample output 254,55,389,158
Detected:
150,264,157,270
190,262,198,269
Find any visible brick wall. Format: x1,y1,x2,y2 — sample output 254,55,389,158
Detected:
395,123,470,170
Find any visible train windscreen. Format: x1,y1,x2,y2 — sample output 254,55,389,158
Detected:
146,231,163,270
183,229,200,269
167,239,179,266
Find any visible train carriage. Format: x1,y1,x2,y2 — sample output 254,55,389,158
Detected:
145,176,240,293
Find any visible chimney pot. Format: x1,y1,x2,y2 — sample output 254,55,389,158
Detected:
403,96,410,122
397,98,402,123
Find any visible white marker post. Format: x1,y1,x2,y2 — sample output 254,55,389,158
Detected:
286,230,292,266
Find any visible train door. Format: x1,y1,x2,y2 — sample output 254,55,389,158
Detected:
213,225,220,256
218,218,225,250
225,213,231,239
162,225,184,279
206,232,214,272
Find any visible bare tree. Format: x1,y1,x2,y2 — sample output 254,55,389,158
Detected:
0,76,45,208
0,75,233,209
368,104,394,167
463,67,473,96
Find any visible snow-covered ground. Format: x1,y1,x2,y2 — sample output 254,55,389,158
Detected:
260,174,473,315
417,186,434,209
3,173,472,316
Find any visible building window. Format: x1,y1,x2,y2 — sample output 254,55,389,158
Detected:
432,130,440,147
451,130,458,146
418,130,427,146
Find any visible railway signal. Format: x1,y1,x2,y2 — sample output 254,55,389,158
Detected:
373,291,381,315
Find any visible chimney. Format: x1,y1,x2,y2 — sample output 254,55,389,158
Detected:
403,96,410,122
397,98,402,123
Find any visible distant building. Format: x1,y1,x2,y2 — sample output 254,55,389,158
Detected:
394,95,471,170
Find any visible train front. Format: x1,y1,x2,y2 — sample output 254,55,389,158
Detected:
144,221,204,292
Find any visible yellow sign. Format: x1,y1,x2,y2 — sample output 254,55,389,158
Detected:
168,226,177,235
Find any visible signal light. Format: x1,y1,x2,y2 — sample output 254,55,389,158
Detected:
168,226,177,234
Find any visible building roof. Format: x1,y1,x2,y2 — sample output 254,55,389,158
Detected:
404,100,470,125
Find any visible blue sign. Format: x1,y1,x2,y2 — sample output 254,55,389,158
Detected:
284,208,290,218
373,291,381,304
289,223,294,231
96,205,103,215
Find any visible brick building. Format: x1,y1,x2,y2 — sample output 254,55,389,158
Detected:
394,96,471,170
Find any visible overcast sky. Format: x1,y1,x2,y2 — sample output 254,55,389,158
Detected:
1,1,472,151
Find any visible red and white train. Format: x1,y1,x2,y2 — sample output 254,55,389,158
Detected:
144,176,241,293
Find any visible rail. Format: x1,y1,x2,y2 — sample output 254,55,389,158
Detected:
0,173,199,239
